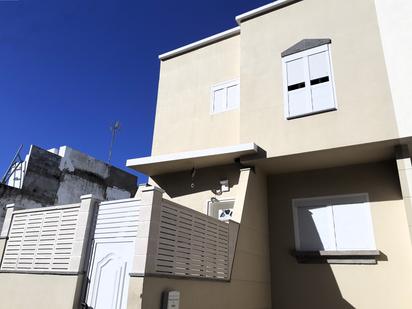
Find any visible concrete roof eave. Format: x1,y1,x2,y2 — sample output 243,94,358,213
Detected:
157,1,303,62
126,143,260,176
235,0,302,24
158,27,240,61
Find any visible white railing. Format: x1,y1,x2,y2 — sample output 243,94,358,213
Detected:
1,204,80,271
146,199,239,281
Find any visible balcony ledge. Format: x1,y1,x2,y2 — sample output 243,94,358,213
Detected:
294,250,381,265
126,143,261,176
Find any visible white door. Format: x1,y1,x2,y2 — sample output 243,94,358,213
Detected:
86,240,134,309
84,200,140,309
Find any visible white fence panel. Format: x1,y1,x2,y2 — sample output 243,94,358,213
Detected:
1,205,80,271
152,200,232,280
1,190,239,283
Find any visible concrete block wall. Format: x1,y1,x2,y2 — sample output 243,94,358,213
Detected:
0,145,138,229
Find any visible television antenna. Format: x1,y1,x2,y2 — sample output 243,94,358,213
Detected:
108,121,121,163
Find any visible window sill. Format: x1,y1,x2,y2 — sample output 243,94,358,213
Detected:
294,250,380,265
287,107,337,120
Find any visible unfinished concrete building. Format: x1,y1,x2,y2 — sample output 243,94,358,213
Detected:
0,145,137,226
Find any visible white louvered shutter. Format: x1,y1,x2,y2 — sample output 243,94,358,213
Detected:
309,50,335,111
332,202,376,250
286,57,311,117
297,205,336,251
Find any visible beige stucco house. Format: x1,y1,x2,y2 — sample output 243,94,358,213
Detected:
1,0,412,308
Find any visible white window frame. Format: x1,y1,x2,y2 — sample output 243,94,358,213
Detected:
292,193,376,252
210,79,240,114
282,44,338,119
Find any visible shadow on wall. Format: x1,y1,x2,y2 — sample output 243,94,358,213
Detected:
284,217,356,309
267,161,401,309
152,164,241,198
140,168,273,309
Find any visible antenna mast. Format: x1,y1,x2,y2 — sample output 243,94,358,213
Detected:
2,144,24,185
108,121,121,163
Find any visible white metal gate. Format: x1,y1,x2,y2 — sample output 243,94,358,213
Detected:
84,199,140,309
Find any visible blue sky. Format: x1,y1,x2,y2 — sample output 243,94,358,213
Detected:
0,0,268,183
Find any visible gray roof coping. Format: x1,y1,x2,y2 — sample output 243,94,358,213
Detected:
281,38,332,57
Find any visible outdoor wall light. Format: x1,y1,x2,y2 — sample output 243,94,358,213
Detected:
220,179,229,192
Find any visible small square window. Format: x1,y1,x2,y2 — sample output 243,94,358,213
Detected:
292,194,376,251
211,80,240,114
282,44,337,119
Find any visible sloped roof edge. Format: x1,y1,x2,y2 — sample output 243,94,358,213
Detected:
281,38,332,57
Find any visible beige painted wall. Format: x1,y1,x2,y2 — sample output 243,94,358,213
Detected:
152,35,241,156
140,168,271,309
152,0,407,161
374,0,412,138
268,161,412,309
0,273,81,309
127,277,144,309
239,0,397,157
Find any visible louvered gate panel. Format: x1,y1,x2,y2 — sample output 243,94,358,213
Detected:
93,200,140,240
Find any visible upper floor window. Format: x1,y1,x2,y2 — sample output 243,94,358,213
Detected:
211,80,240,114
282,39,337,119
292,194,376,252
